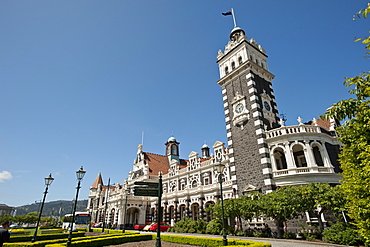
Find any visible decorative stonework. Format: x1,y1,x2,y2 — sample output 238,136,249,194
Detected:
232,92,250,129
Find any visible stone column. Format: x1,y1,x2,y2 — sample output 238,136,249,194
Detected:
163,202,168,224
199,197,205,220
174,201,179,222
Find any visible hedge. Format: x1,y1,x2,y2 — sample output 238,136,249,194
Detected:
159,234,271,247
44,234,152,247
4,233,152,247
8,232,86,243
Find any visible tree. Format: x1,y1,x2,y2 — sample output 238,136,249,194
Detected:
324,3,370,244
22,212,39,224
299,183,345,233
256,186,305,238
207,195,258,231
0,215,13,224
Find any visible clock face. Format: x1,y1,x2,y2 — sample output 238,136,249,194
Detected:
264,101,271,111
235,103,244,114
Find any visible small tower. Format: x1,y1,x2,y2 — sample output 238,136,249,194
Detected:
201,144,210,158
91,172,104,189
165,136,180,163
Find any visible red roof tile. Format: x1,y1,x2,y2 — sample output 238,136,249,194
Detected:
144,152,188,175
91,172,103,188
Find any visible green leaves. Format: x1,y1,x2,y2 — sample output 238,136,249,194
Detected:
323,4,370,244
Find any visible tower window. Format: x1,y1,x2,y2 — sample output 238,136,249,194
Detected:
238,56,243,65
171,145,178,155
225,66,229,74
231,62,235,69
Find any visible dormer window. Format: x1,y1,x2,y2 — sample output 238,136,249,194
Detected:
225,66,229,74
231,62,235,69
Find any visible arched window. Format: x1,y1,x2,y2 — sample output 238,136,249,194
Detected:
292,144,307,167
231,61,235,69
191,180,198,188
225,66,229,74
312,145,324,166
191,203,199,221
273,148,287,170
238,56,243,65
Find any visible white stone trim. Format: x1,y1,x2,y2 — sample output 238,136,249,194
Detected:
223,95,228,101
246,73,254,80
262,168,271,174
264,179,273,185
222,88,227,94
249,88,257,94
250,95,258,102
231,175,237,180
225,116,230,122
254,120,263,126
229,148,234,154
261,157,271,164
230,165,235,171
225,109,229,114
265,190,274,194
228,140,233,146
257,138,264,144
226,124,231,130
224,102,228,108
247,80,255,86
227,131,232,137
259,147,269,154
253,111,261,118
251,103,259,109
256,129,264,135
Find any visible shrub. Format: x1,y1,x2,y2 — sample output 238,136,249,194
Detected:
173,218,193,233
282,232,296,239
322,222,364,246
205,219,222,235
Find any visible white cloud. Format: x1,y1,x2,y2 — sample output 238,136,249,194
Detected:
0,171,13,183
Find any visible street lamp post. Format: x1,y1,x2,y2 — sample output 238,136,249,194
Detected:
122,186,130,233
215,163,228,246
67,166,86,247
31,174,54,243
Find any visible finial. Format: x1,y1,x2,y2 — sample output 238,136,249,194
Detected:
297,117,303,125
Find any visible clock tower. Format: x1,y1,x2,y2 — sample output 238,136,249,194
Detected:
217,26,280,194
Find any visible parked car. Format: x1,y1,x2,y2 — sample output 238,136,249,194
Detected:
149,222,170,232
134,223,149,230
92,222,102,228
142,223,154,231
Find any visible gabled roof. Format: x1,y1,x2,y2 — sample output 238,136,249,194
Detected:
91,172,104,188
144,152,188,175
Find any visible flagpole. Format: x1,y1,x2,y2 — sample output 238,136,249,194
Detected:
231,8,237,27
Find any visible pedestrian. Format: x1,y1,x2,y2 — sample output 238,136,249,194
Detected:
0,220,10,247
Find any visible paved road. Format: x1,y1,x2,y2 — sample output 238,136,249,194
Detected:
154,232,350,247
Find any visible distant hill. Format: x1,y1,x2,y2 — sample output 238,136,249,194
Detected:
15,200,88,217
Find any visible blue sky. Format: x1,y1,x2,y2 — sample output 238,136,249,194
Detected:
0,1,368,207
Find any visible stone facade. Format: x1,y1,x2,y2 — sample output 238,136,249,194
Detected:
87,25,342,231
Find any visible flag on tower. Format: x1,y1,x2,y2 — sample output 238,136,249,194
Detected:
222,11,232,16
